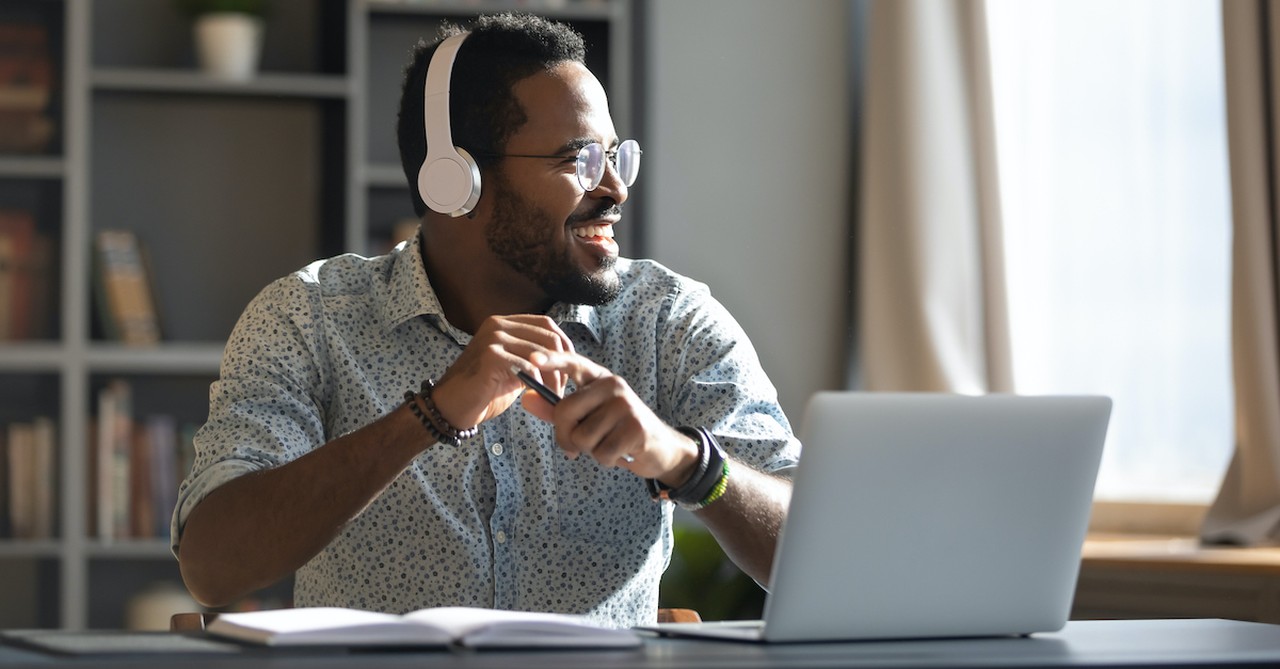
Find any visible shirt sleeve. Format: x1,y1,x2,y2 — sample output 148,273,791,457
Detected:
170,274,330,556
658,281,801,475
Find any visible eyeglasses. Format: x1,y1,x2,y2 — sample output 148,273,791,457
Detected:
483,139,641,192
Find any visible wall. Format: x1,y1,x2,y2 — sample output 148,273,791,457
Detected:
645,0,853,423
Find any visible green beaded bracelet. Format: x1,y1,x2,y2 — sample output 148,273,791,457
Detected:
647,426,730,511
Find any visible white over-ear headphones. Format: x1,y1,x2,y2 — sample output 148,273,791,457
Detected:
417,33,481,217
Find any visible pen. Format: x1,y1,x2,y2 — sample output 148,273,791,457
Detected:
512,366,635,463
514,368,561,405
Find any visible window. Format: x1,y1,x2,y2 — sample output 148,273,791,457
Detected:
986,0,1233,502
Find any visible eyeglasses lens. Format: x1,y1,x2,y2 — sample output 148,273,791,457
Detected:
576,141,642,191
577,144,606,191
617,139,640,187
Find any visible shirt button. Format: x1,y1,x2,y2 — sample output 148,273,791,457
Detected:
495,530,507,544
490,442,504,456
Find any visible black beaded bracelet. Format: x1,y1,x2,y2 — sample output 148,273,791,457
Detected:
404,378,478,447
405,390,454,446
647,427,728,510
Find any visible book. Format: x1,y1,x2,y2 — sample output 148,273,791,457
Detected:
0,209,55,340
5,417,53,539
29,415,55,539
0,24,53,111
145,414,179,538
0,232,14,340
205,606,642,649
179,423,198,492
93,230,161,346
0,23,55,154
6,421,34,538
128,421,153,538
0,427,8,538
95,380,133,541
24,231,54,340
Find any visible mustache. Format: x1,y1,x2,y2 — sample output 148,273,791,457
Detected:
567,203,622,225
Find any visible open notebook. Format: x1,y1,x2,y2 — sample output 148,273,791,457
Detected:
647,392,1111,643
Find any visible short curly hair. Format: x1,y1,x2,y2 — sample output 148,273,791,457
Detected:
397,13,587,217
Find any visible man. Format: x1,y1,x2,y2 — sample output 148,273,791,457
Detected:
172,13,798,628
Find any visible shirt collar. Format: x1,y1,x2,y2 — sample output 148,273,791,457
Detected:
548,301,604,345
380,236,605,345
380,237,447,335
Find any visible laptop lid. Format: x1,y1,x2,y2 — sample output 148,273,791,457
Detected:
754,392,1110,642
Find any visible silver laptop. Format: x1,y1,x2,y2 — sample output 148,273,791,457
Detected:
649,392,1111,642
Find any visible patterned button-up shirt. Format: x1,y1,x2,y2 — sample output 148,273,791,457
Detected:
171,238,800,628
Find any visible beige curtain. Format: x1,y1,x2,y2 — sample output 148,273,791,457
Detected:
855,0,1011,394
1202,0,1280,546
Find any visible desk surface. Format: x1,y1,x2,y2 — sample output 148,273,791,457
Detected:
1083,533,1280,576
2,618,1280,668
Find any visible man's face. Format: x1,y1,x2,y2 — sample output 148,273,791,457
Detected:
482,61,629,306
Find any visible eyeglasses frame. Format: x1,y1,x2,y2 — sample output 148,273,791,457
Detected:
478,140,642,192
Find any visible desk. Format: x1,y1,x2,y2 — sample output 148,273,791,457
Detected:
2,619,1280,668
1076,534,1280,622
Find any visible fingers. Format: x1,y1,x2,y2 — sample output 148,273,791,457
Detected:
547,373,649,469
434,315,574,428
520,352,689,475
528,349,611,389
491,316,572,395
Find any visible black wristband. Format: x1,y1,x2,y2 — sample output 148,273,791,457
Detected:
647,426,726,510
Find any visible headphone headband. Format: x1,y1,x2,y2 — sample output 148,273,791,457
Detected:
418,33,481,217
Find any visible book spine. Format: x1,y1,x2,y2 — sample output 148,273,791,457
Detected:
129,422,152,538
110,382,132,540
7,422,34,539
0,425,9,538
94,230,161,346
15,227,55,340
95,382,118,542
0,211,35,341
147,415,179,538
30,416,55,539
0,232,14,340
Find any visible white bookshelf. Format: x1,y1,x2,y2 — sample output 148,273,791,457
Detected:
0,0,637,629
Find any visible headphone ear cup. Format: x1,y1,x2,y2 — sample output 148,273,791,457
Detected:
419,33,478,218
418,146,481,217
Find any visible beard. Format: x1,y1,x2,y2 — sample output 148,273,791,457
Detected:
484,174,622,306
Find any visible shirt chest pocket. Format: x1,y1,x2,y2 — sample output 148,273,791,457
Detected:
554,458,663,543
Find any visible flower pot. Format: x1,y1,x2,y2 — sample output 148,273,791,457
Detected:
194,12,263,81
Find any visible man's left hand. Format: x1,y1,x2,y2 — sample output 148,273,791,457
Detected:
520,351,699,488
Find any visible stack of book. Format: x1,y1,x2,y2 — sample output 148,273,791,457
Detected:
0,22,56,154
91,380,196,542
1,415,56,540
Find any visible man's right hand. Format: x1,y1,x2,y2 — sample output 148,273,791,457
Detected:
429,314,575,430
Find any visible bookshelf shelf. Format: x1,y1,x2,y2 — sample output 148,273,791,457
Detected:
85,344,224,374
0,343,67,371
0,540,61,558
91,68,350,99
86,541,173,560
0,0,637,632
0,157,65,179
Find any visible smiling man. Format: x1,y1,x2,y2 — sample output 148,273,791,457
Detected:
171,13,798,629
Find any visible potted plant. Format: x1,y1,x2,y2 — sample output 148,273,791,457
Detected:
659,524,766,621
176,0,268,81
